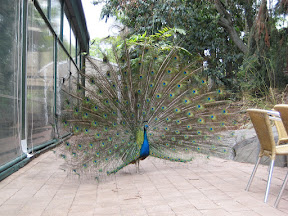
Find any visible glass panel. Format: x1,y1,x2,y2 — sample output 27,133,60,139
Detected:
71,60,78,92
63,12,70,54
57,43,71,136
51,0,61,36
77,41,80,68
71,29,76,62
0,0,21,166
27,1,55,149
37,0,48,16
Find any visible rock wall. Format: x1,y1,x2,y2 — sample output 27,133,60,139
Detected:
232,126,288,167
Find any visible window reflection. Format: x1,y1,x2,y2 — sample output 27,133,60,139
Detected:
51,0,61,36
27,1,54,148
0,0,21,166
63,12,70,54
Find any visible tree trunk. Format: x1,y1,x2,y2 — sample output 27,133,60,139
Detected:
214,0,248,54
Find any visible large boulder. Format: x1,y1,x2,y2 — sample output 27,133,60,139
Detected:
231,126,288,167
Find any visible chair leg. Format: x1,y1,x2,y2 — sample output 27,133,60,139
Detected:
246,157,261,191
274,171,288,208
264,160,275,203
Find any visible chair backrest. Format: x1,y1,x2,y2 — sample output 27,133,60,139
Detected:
274,120,288,142
247,109,276,157
274,104,288,135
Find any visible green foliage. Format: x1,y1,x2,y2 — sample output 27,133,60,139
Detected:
125,27,190,53
96,0,248,89
90,27,193,64
241,1,288,100
89,36,123,63
95,0,288,101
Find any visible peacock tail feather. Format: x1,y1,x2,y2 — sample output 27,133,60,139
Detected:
58,37,242,179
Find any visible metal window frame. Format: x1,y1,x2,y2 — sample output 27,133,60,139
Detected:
0,0,89,182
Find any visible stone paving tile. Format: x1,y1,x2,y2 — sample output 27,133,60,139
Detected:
0,188,19,205
200,209,231,216
0,151,288,215
0,204,23,216
189,198,221,210
230,211,261,216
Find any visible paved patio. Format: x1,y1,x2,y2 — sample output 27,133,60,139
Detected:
0,150,288,216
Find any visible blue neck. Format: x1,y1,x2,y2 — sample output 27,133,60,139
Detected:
140,128,149,157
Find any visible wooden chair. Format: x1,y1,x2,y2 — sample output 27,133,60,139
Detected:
273,104,288,207
245,109,288,203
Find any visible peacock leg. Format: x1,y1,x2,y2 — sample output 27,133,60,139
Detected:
136,159,140,173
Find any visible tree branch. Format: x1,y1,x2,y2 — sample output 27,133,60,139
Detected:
214,0,248,54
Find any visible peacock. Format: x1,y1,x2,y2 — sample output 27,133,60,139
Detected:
58,32,240,179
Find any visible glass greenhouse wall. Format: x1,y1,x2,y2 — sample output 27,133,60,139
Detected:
0,0,89,180
0,0,22,167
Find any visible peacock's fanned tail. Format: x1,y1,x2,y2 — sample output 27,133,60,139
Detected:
58,40,242,178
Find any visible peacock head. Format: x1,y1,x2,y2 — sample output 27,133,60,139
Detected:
143,121,149,131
